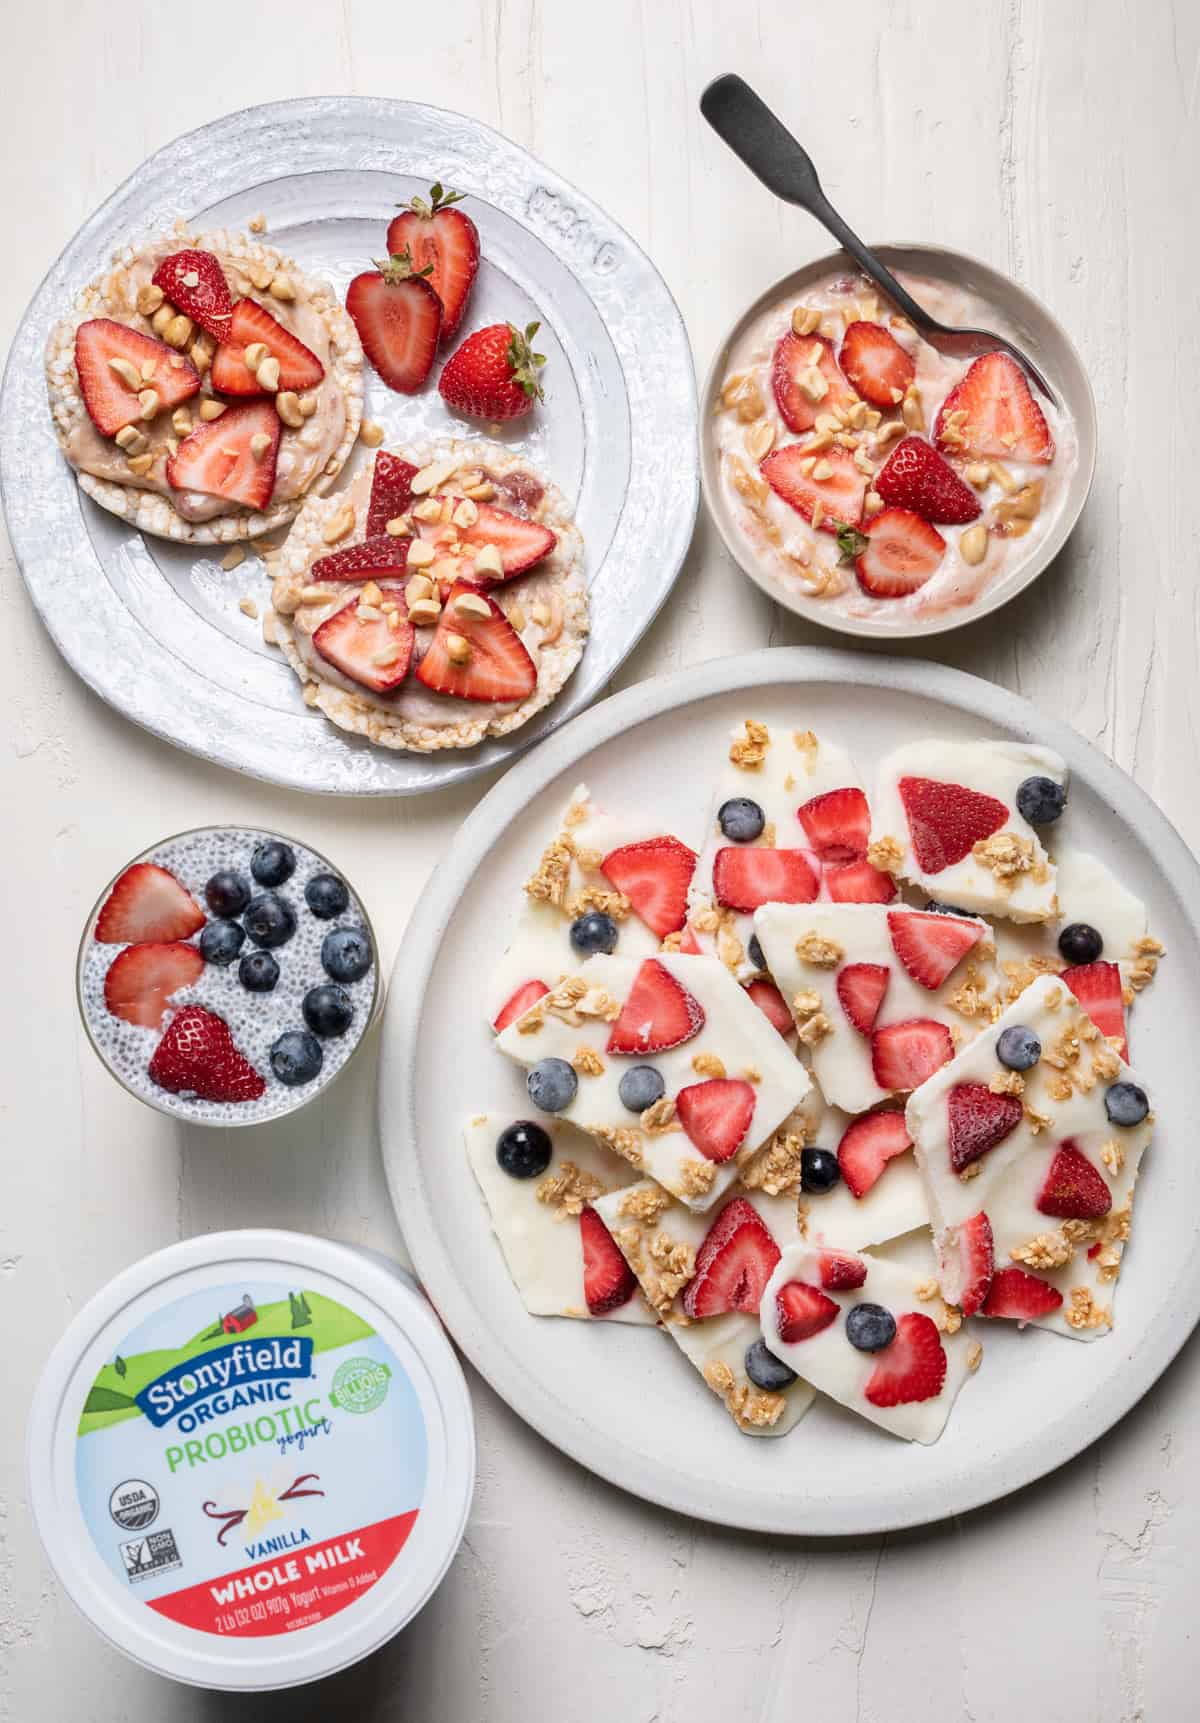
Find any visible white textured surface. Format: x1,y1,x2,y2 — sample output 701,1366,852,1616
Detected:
1,2,1197,1719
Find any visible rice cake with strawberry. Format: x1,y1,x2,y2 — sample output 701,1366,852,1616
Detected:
268,439,587,752
45,226,363,544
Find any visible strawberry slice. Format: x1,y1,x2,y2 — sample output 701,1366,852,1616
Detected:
211,298,325,396
837,1109,912,1197
74,319,201,437
150,250,233,341
836,963,890,1036
865,1312,946,1407
796,786,869,863
745,979,793,1037
933,351,1054,464
771,331,857,433
818,1250,868,1291
606,958,704,1056
947,1083,1023,1174
938,1211,994,1317
854,507,946,598
103,941,204,1029
876,436,981,525
897,776,1009,873
366,452,420,536
165,400,280,510
1062,961,1127,1054
774,1278,839,1342
678,924,704,955
761,442,867,534
981,1265,1063,1322
825,859,896,904
492,978,550,1033
675,1078,757,1163
309,536,410,583
1036,1142,1113,1219
95,862,205,945
579,1205,638,1315
600,837,697,938
887,908,985,990
386,184,481,344
148,1005,265,1103
416,500,556,583
711,847,819,911
681,1197,782,1319
838,320,915,408
345,253,442,393
871,1019,955,1092
414,582,536,703
313,584,415,693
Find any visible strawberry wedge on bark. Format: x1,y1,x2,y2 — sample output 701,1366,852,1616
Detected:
366,451,420,536
414,499,556,585
771,332,858,433
933,351,1054,465
313,584,415,692
211,298,325,396
761,442,867,534
74,320,201,437
415,583,536,702
166,401,280,510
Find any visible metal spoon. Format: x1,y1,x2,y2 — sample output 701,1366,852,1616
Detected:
699,73,1058,405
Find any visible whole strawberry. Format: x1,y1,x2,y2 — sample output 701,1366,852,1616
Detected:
439,321,546,421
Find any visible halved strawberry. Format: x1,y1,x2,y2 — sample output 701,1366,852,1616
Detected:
492,978,550,1033
825,859,897,904
1062,962,1127,1054
210,298,325,395
871,1019,955,1092
386,183,481,344
310,536,410,583
414,582,536,703
887,908,985,990
897,776,1009,873
933,351,1054,464
818,1250,868,1291
95,862,205,945
947,1082,1023,1174
837,1109,912,1197
712,847,819,911
148,1005,265,1103
416,500,556,583
682,1197,781,1319
771,331,857,433
774,1278,839,1342
745,979,793,1036
938,1211,994,1317
599,837,696,938
150,250,233,341
854,507,945,598
74,319,201,437
313,585,415,693
836,963,890,1036
366,452,420,536
838,320,915,408
796,786,869,862
980,1265,1063,1322
761,442,867,534
675,1078,756,1163
346,253,442,393
165,400,280,510
874,436,981,525
864,1312,946,1407
1036,1142,1113,1219
579,1205,637,1315
606,958,704,1055
103,942,204,1029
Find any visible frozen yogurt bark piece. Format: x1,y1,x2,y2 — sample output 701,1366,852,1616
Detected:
870,738,1066,922
494,953,812,1210
592,1181,813,1435
754,901,998,1114
464,1112,656,1323
906,973,1154,1340
760,1241,977,1442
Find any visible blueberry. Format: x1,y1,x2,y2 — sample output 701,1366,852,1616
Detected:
527,1057,578,1113
925,899,973,917
251,840,296,888
205,869,250,917
800,1146,841,1194
1016,775,1067,826
322,925,372,983
997,1025,1041,1071
1058,922,1103,965
845,1304,897,1352
305,873,350,920
570,910,618,955
199,918,246,966
244,892,297,950
748,934,767,972
618,1065,666,1113
496,1120,554,1179
1105,1081,1149,1127
302,983,354,1038
718,797,766,843
744,1339,797,1392
270,1030,324,1087
239,950,279,992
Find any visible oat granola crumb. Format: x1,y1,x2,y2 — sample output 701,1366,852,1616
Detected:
691,1052,726,1080
524,836,575,909
1023,1104,1051,1135
642,1097,680,1136
741,1064,762,1084
967,1341,983,1373
535,1161,605,1219
1101,1138,1125,1176
565,886,631,922
1010,1229,1075,1270
795,931,844,967
914,1278,939,1301
989,1069,1026,1096
796,1011,832,1047
702,1359,786,1430
972,830,1036,885
572,1046,605,1078
866,835,904,875
618,1184,672,1223
729,719,771,769
740,1128,807,1195
679,1158,718,1198
1065,1286,1112,1330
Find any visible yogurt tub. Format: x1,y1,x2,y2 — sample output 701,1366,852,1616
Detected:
27,1231,474,1691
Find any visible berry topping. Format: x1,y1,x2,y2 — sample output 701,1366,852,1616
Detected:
149,1006,265,1103
824,858,897,903
997,1024,1041,1070
838,320,916,408
818,1251,868,1291
682,1198,781,1319
852,507,946,598
345,251,442,393
239,950,279,993
579,1206,637,1315
439,321,547,421
270,1030,324,1087
870,1018,955,1092
600,837,697,938
675,1077,756,1163
94,862,205,946
569,910,619,955
939,1210,994,1317
1036,1143,1112,1219
864,1313,946,1406
527,1057,578,1113
1015,774,1067,826
796,786,870,863
204,870,250,918
800,1146,841,1194
717,797,765,843
774,1279,839,1343
771,331,856,433
386,183,481,344
199,920,246,967
495,1120,553,1180
415,499,556,584
308,535,410,584
897,775,1009,873
745,979,793,1037
887,907,984,990
617,1065,666,1114
1058,921,1103,965
302,983,355,1039
761,442,867,534
836,1110,912,1197
102,942,204,1029
1105,1081,1149,1127
211,297,325,395
846,1303,898,1352
924,898,973,916
835,962,890,1036
251,841,296,888
933,351,1054,464
365,452,420,537
150,250,234,341
305,873,350,919
74,319,200,438
1062,961,1127,1054
606,959,704,1056
747,933,767,971
321,926,373,983
166,400,280,511
874,436,981,524
492,979,550,1033
980,1265,1063,1322
414,582,536,704
244,893,297,950
313,586,415,694
947,1082,1023,1174
744,1339,797,1392
711,846,819,911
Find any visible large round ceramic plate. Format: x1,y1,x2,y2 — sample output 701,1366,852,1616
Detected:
0,98,697,795
379,647,1200,1536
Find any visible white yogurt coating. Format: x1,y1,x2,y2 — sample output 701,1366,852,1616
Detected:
713,269,1078,623
788,1096,931,1249
994,845,1150,1000
78,828,377,1125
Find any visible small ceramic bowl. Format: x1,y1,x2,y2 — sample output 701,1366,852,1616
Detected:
700,243,1096,640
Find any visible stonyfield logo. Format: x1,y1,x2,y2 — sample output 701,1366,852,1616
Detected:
135,1340,314,1429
